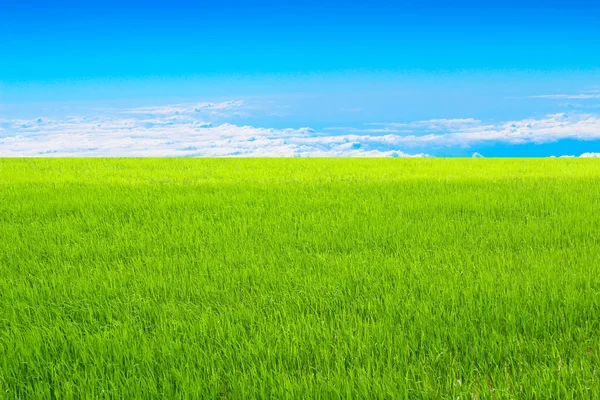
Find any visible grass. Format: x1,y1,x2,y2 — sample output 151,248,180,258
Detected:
1,158,600,399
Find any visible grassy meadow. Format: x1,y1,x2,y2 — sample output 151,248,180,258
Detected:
1,158,600,398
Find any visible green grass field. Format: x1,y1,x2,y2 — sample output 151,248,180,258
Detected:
1,159,600,398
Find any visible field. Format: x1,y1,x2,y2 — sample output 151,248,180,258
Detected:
1,158,600,398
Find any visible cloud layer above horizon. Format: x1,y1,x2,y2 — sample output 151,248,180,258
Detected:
2,99,600,157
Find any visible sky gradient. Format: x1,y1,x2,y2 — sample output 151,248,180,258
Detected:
1,0,600,157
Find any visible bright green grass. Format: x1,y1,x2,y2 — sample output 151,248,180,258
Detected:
1,159,600,399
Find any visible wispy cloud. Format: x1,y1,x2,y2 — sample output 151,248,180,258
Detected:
366,118,482,129
124,100,245,115
529,94,600,100
349,113,600,147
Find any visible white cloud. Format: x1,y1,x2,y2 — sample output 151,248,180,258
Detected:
124,100,245,115
419,118,482,125
362,113,600,147
472,152,484,158
0,114,430,157
550,153,600,158
366,118,481,129
580,152,600,158
3,102,600,157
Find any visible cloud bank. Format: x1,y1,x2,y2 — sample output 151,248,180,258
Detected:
2,102,600,157
330,113,600,147
0,115,429,157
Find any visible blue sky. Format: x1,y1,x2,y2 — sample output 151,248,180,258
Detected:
1,0,600,157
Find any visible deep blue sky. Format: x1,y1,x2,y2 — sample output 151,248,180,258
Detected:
1,0,600,157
